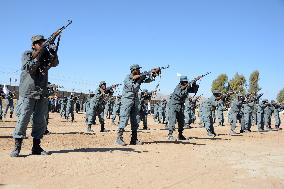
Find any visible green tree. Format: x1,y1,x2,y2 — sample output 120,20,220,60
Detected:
211,74,228,93
277,88,284,103
229,73,246,94
249,70,261,94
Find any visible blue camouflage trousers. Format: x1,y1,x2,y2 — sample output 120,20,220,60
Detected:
228,111,237,130
118,98,139,131
13,97,48,139
167,106,185,132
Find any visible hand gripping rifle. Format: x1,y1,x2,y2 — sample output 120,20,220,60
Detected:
142,65,170,77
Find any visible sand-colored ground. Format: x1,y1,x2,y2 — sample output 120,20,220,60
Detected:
0,111,284,189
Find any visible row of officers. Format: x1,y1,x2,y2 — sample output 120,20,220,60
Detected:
8,34,283,157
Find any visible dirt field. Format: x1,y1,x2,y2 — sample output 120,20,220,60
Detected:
0,111,284,189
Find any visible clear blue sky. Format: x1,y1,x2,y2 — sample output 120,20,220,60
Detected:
0,0,283,99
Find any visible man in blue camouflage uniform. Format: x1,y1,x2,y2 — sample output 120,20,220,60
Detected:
11,35,59,157
271,100,283,130
104,96,115,119
139,89,153,130
200,90,225,137
116,64,160,145
241,94,255,133
111,95,122,125
256,99,266,132
0,88,5,120
86,81,113,132
153,102,159,122
60,96,68,118
228,94,243,135
84,92,94,125
252,103,257,126
191,97,199,124
216,99,225,126
184,96,194,129
75,96,81,113
264,100,273,131
158,99,167,124
66,93,75,122
167,76,199,140
4,91,15,118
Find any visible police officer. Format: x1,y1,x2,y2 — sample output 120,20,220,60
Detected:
75,96,81,113
4,91,14,118
0,88,5,120
60,96,68,118
86,81,113,132
200,90,223,137
216,99,225,126
116,64,160,145
139,89,153,130
256,99,266,132
104,97,115,119
111,95,122,125
167,76,199,141
158,99,167,124
11,35,59,157
228,94,243,135
263,100,273,131
271,100,283,130
66,93,75,122
153,102,159,122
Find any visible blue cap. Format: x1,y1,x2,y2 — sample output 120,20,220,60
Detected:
130,64,142,71
180,76,188,82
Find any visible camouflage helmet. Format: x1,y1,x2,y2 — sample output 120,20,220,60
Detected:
130,64,142,71
31,35,46,44
180,76,188,82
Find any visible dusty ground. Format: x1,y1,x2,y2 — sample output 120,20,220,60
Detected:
0,111,284,189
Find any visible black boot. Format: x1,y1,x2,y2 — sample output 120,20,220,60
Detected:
31,139,50,155
207,128,216,138
142,126,149,130
207,132,216,137
100,124,109,132
10,138,23,157
178,131,187,140
275,125,282,131
116,128,126,146
44,129,50,135
10,113,13,118
130,131,143,145
86,124,94,132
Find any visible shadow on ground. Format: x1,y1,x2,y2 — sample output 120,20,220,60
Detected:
144,141,206,145
49,147,147,154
